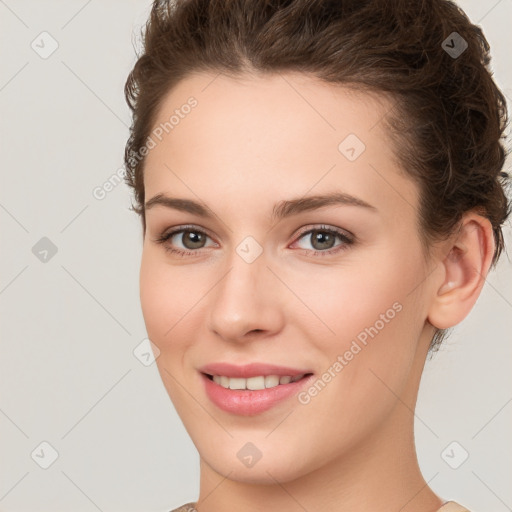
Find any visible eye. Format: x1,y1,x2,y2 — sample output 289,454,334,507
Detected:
291,225,354,256
153,224,355,257
153,225,216,257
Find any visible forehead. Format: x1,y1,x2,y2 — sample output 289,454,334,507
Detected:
143,71,418,224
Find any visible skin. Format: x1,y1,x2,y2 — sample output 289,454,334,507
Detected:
139,71,494,512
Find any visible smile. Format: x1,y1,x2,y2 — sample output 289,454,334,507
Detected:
200,371,314,416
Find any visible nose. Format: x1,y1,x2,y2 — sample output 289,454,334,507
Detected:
207,249,285,343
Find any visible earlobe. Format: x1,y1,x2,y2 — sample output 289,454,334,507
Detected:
427,213,495,330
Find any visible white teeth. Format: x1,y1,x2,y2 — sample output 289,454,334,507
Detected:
247,376,265,390
210,374,306,390
228,377,246,390
264,375,279,388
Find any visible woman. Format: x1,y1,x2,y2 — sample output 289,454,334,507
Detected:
123,0,510,511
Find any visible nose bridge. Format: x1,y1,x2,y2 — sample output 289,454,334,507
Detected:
207,245,282,341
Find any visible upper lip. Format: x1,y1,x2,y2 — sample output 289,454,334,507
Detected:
198,362,313,379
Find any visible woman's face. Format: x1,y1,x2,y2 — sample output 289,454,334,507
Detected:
140,71,438,483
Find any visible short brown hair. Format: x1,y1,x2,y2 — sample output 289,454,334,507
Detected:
124,0,510,351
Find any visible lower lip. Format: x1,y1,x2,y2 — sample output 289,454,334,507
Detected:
200,372,314,416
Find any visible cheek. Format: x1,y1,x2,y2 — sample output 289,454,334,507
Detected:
287,256,412,345
139,253,199,407
290,249,425,398
139,250,192,342
139,256,165,337
285,267,422,460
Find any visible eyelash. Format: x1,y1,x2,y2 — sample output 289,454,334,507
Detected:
153,224,355,258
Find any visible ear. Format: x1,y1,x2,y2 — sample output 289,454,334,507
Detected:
427,211,495,330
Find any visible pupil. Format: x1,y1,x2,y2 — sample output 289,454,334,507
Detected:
313,230,334,250
184,231,204,249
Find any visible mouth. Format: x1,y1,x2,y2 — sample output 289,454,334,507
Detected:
199,371,315,416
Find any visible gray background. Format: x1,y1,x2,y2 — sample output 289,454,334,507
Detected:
0,1,511,511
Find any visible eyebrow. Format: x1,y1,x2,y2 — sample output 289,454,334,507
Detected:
144,191,377,221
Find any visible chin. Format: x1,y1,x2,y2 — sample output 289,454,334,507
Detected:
206,454,309,485
198,437,324,485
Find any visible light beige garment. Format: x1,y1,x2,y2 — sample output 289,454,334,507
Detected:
438,502,471,512
169,504,196,512
169,500,471,512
